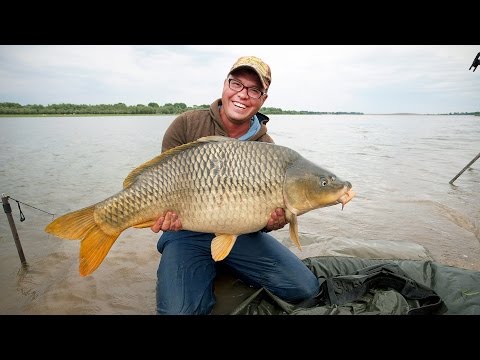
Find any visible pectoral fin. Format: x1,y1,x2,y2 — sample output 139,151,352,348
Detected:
211,234,238,261
285,209,302,251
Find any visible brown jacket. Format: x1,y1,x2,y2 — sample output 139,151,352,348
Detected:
162,99,274,152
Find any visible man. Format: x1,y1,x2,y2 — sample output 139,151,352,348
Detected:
151,56,320,314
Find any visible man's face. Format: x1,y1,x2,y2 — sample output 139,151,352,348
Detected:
221,69,268,124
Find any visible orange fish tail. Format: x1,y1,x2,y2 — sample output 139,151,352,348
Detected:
45,205,120,276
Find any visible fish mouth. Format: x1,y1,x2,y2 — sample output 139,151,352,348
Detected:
336,189,356,210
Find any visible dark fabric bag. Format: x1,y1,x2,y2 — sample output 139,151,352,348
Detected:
230,262,447,315
313,262,447,315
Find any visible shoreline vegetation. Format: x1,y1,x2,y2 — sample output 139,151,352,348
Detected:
0,102,478,116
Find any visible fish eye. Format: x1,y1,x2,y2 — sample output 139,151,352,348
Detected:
320,178,328,186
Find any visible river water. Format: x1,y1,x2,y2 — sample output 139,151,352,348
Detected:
0,114,479,314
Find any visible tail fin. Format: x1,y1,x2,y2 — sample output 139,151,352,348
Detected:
45,206,120,276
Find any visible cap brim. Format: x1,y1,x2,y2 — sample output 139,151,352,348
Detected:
229,65,268,90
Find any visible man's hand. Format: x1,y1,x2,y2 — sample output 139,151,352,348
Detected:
151,211,183,233
265,208,287,231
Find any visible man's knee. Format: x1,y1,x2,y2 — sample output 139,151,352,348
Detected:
297,275,320,301
280,273,320,303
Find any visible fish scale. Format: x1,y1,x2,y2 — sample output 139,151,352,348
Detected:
96,139,289,233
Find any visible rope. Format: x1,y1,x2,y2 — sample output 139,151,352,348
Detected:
17,201,25,222
7,196,55,222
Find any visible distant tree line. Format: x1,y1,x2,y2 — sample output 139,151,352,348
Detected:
1,102,477,116
445,112,480,116
0,102,207,115
259,107,363,115
0,102,364,116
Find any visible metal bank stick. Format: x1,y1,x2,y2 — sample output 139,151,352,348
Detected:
2,193,27,266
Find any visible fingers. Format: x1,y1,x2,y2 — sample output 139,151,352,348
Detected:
150,216,164,233
162,212,176,230
266,208,287,231
166,212,182,231
150,211,182,233
275,208,285,219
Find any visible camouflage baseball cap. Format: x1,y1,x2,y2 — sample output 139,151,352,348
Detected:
229,56,272,91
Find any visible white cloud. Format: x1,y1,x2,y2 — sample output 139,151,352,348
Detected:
0,45,478,113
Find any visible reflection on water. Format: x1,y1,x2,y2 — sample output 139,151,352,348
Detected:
0,114,479,314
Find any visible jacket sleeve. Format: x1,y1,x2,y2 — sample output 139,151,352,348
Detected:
258,133,275,144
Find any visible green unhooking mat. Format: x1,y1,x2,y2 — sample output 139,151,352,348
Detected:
212,256,480,315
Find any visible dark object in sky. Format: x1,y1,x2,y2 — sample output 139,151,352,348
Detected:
469,52,480,72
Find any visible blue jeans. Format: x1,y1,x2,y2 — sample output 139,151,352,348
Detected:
156,230,320,315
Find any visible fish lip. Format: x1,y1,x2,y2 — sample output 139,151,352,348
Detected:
337,188,356,208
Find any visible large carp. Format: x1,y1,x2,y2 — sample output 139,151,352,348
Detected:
45,136,355,276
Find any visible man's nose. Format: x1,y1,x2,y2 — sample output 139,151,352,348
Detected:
237,87,249,98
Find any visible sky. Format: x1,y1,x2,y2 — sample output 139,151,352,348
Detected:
0,45,478,114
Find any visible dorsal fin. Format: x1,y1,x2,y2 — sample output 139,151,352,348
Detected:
123,136,236,188
197,135,235,143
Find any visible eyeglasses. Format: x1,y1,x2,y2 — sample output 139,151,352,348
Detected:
227,78,265,99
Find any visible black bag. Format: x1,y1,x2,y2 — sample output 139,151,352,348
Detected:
230,262,447,315
314,263,447,315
